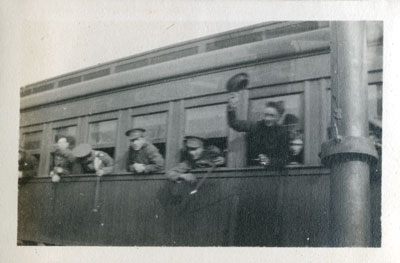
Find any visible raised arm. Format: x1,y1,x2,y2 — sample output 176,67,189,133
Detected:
226,93,257,132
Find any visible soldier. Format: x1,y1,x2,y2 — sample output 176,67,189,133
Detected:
167,136,225,182
125,128,164,174
227,94,289,168
49,135,76,182
18,147,38,181
72,143,114,176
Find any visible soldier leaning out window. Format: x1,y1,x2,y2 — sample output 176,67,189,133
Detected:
49,135,76,182
227,93,290,168
125,128,164,174
72,143,114,176
166,136,225,183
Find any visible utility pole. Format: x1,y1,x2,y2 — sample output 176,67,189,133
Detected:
321,21,378,246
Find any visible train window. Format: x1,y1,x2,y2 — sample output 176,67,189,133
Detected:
185,104,228,166
49,125,78,174
249,94,304,166
23,131,42,151
53,126,77,143
132,112,168,157
88,119,117,158
21,131,42,177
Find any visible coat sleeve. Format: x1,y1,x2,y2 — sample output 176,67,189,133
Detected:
227,106,257,132
166,161,191,181
143,145,165,174
99,152,114,175
268,130,289,168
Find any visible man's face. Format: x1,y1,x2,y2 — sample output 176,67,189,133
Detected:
130,137,146,151
289,139,303,156
57,137,70,150
187,146,204,160
263,106,280,127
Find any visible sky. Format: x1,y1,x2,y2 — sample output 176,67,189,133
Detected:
18,1,271,86
16,0,387,86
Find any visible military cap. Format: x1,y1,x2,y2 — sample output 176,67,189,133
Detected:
226,73,249,92
72,143,92,158
184,136,205,149
125,128,146,140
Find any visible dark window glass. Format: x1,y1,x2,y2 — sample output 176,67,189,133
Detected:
89,120,117,145
89,120,117,158
23,131,42,150
53,125,77,143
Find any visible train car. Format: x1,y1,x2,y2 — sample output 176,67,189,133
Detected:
18,21,383,246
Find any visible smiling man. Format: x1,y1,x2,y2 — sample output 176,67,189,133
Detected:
227,94,289,168
126,128,164,174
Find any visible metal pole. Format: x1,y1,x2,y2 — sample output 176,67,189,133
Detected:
321,22,378,246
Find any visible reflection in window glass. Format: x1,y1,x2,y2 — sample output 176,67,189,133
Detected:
23,131,42,150
185,104,228,164
53,125,77,143
132,112,168,143
89,120,117,145
185,104,228,138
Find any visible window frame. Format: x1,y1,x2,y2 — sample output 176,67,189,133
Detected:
87,113,119,158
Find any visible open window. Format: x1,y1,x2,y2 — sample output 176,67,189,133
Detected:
88,119,117,158
131,112,168,157
185,104,228,166
20,131,42,177
249,93,304,166
50,124,78,173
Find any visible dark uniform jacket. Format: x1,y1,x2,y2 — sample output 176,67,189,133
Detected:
50,148,76,175
127,142,164,174
19,152,38,178
81,150,114,175
227,108,289,168
167,145,223,180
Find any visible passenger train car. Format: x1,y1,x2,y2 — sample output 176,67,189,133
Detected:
18,21,383,246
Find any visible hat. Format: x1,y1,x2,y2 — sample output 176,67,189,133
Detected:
125,128,146,140
72,143,92,158
184,136,205,149
226,73,249,92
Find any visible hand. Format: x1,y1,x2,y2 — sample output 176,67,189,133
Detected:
258,154,270,166
18,171,23,178
55,167,63,174
133,163,146,173
96,169,105,177
178,173,197,183
51,174,61,183
228,92,240,108
94,157,102,171
213,156,225,166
